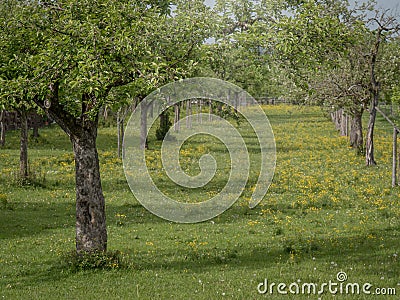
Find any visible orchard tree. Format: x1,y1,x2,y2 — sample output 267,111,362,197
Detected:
198,0,287,99
0,2,40,179
0,98,36,180
381,36,400,112
1,0,212,254
276,0,399,160
364,11,400,165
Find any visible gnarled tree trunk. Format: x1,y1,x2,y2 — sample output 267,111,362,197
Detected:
34,85,108,254
72,122,107,253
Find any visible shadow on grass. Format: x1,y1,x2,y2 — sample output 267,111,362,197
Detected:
0,201,75,239
0,258,72,288
1,196,398,289
121,227,399,277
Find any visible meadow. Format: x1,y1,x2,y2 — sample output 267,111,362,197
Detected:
0,105,399,299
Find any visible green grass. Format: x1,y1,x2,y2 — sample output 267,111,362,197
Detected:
0,105,399,299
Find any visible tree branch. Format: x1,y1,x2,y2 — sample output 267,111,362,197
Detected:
32,81,80,139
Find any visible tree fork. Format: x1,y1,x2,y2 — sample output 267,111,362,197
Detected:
34,87,108,254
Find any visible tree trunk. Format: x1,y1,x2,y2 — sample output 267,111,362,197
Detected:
117,108,125,158
156,110,170,140
350,108,363,155
234,91,239,113
365,102,377,166
340,110,347,136
332,110,341,131
140,101,149,150
198,99,202,124
33,84,108,254
19,110,29,179
217,102,222,116
186,100,192,129
174,103,180,132
117,110,121,157
32,126,39,138
0,110,5,147
120,116,124,158
392,128,397,187
365,25,385,166
72,123,107,253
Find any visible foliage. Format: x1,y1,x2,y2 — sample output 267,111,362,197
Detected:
63,250,126,271
276,1,400,110
197,0,288,99
0,0,212,121
276,0,364,104
0,193,8,209
382,36,400,104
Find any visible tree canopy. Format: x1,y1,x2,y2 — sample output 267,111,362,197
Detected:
0,0,213,253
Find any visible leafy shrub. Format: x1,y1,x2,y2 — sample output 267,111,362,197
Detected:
63,250,126,271
8,165,47,187
0,193,8,209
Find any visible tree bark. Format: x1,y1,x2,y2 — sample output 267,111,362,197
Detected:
156,110,171,140
198,99,202,124
365,98,377,166
117,110,121,157
72,122,107,253
186,100,192,129
174,103,180,131
350,108,363,154
234,91,239,113
140,101,149,150
0,110,5,147
19,110,29,179
120,115,124,158
209,100,213,121
340,110,347,136
33,85,108,254
332,110,341,131
32,126,39,138
117,108,125,158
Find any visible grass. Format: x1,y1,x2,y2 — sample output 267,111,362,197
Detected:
0,105,399,299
